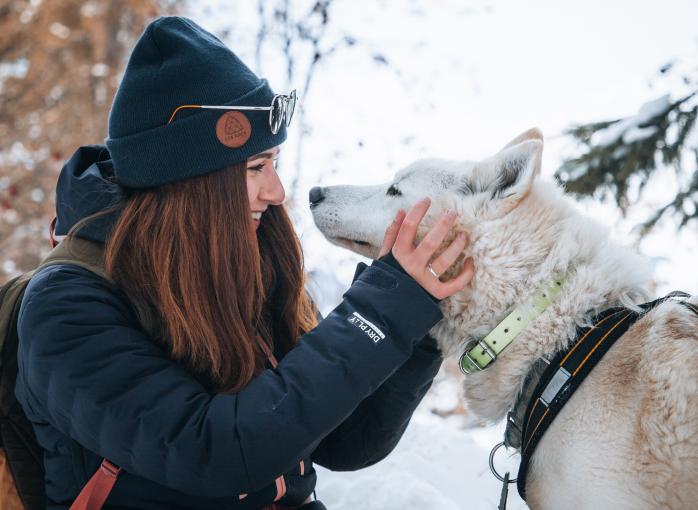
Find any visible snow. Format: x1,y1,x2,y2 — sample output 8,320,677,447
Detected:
594,94,671,147
0,58,29,93
563,163,590,181
315,366,528,509
306,267,348,318
0,141,36,170
622,125,658,144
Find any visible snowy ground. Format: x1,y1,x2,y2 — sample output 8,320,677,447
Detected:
315,363,527,510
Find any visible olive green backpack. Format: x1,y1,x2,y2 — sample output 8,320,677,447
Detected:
0,236,155,510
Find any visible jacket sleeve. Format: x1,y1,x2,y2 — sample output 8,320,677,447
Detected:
311,258,443,470
311,334,442,470
15,258,442,499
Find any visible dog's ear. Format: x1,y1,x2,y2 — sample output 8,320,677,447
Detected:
477,138,543,214
500,127,544,151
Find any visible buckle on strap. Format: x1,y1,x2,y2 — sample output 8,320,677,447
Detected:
459,339,497,375
99,459,121,478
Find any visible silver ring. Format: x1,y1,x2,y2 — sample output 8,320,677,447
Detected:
427,264,440,278
488,441,518,483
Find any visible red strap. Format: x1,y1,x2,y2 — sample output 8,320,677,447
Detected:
273,475,287,501
49,216,59,248
68,338,304,509
70,339,286,508
69,459,121,510
257,335,279,368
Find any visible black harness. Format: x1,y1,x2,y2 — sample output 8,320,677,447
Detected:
502,291,698,502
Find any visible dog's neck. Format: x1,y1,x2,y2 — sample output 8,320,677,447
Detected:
431,180,653,422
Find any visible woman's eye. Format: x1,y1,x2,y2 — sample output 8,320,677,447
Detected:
248,164,264,172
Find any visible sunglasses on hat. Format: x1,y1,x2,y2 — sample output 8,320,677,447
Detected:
168,89,297,135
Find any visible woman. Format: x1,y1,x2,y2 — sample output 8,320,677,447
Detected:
15,16,474,510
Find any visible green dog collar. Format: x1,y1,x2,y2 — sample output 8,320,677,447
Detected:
459,271,569,375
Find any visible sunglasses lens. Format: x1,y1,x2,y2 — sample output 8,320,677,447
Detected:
286,90,297,126
270,96,283,134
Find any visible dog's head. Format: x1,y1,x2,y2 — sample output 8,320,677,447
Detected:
310,128,656,423
310,128,544,260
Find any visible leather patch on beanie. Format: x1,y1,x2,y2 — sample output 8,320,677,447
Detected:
216,111,252,148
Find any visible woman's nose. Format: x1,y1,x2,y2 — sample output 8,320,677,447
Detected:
309,186,325,207
260,171,286,205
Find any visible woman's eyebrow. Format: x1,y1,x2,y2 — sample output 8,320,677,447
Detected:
249,149,280,161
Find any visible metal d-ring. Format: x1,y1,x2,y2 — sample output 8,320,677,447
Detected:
488,441,518,483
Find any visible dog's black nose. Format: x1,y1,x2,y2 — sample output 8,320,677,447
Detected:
309,186,325,207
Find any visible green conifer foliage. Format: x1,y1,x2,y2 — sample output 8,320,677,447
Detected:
557,62,697,236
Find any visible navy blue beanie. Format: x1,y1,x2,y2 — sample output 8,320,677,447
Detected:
105,16,287,188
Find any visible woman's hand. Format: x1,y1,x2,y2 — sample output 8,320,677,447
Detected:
378,197,474,300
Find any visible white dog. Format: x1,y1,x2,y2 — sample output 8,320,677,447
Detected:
310,128,698,510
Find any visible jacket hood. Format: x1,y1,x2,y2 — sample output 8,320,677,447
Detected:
54,145,125,244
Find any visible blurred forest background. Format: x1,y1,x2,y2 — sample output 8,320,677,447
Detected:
1,0,696,289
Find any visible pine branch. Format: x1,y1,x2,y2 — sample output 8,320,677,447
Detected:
556,91,698,232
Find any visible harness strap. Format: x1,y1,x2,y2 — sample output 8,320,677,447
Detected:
517,306,632,500
515,292,697,500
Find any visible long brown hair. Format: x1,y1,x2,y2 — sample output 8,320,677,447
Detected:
69,162,317,393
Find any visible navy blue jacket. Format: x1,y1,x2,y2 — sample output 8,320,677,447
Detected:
14,146,444,509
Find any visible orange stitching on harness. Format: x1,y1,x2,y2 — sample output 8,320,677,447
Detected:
572,312,632,377
560,309,625,365
523,310,628,446
524,311,621,432
523,408,549,453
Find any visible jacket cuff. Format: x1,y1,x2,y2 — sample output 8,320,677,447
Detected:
355,252,441,305
352,262,369,283
372,254,441,305
345,259,443,347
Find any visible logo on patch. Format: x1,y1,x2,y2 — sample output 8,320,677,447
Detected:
347,312,386,343
216,111,251,148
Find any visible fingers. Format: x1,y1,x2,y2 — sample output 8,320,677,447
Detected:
433,257,475,300
429,231,468,275
414,210,457,265
378,209,406,258
393,197,430,256
388,197,475,301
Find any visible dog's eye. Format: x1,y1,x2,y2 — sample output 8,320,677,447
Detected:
387,185,402,197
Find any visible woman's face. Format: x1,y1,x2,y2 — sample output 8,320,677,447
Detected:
246,146,285,231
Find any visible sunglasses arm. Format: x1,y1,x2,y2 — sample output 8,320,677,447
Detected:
199,105,272,111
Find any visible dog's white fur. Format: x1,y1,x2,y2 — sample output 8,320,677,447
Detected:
310,129,698,509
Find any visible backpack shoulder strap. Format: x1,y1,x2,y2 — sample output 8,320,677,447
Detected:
36,236,108,282
0,275,46,510
34,236,159,339
1,236,109,357
10,236,157,510
0,275,34,360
